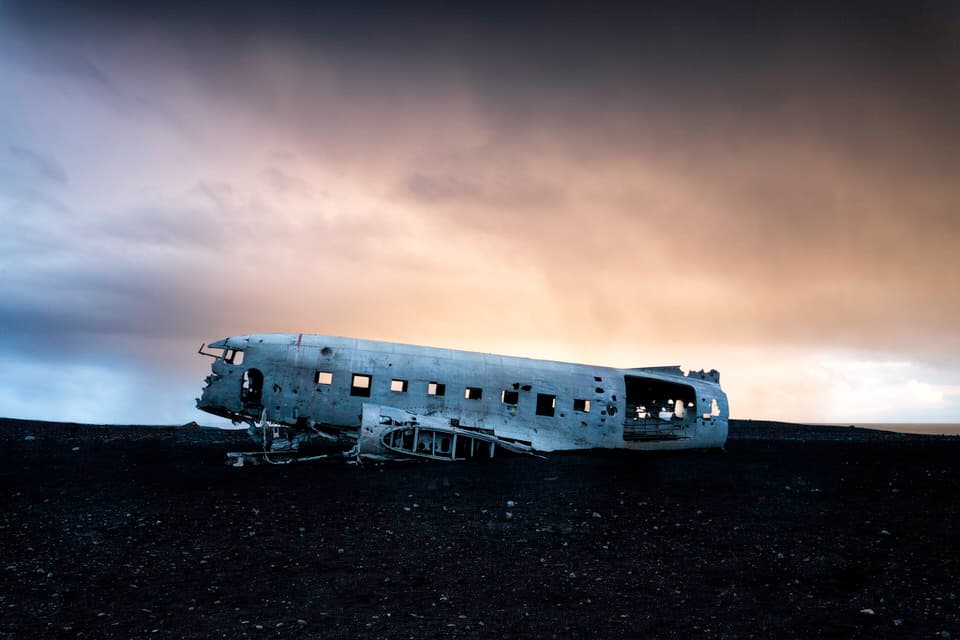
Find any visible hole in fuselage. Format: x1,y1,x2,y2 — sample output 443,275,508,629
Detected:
241,369,264,406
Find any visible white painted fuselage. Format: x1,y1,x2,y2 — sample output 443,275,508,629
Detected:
196,333,728,460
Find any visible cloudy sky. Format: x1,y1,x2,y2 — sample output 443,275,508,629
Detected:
1,0,958,425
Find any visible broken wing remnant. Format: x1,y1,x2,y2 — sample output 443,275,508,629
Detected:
196,334,729,462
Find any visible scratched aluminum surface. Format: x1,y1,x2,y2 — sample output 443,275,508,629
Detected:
197,333,728,459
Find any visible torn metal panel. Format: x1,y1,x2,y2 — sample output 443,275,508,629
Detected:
196,333,729,463
359,404,539,461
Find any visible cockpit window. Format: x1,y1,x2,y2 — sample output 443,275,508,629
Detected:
224,349,244,366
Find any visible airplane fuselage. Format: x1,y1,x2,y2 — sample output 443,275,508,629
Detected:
196,333,729,461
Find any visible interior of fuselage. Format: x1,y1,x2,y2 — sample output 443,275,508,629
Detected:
623,375,697,440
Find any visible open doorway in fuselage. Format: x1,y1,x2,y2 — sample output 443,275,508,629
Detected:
241,368,264,408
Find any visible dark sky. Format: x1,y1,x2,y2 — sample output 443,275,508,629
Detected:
1,0,958,423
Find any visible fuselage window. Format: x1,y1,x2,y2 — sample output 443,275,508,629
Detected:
390,379,408,392
536,393,556,417
573,398,591,413
702,398,720,419
315,371,333,385
427,382,446,396
501,390,519,405
351,374,372,397
464,387,483,400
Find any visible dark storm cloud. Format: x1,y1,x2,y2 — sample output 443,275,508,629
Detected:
11,0,958,167
8,1,958,79
2,0,959,422
8,0,956,355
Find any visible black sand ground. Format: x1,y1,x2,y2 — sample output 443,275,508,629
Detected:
0,418,957,639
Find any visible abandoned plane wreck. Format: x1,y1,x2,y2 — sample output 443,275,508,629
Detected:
196,334,729,463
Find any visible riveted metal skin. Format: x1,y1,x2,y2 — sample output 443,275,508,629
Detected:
197,333,728,461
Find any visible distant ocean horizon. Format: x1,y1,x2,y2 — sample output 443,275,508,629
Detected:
815,423,960,436
732,419,960,436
